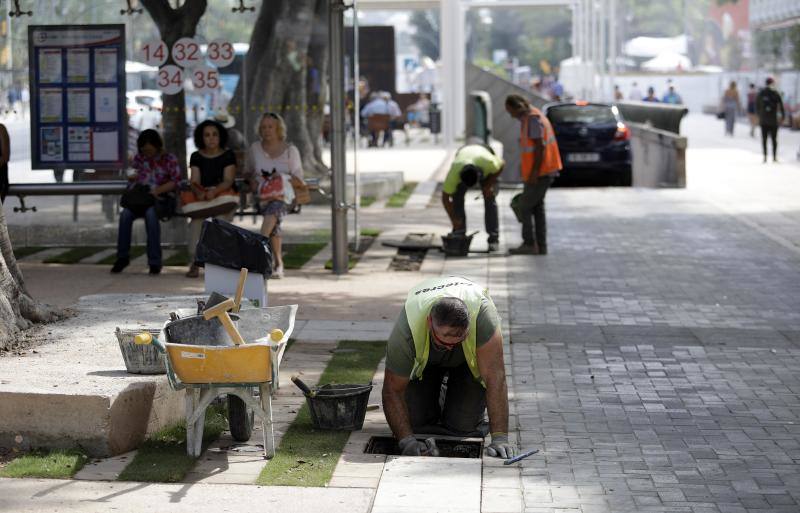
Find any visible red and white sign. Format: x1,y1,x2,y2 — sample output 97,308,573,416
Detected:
190,65,220,93
139,39,167,67
206,40,235,68
157,65,183,95
171,37,202,68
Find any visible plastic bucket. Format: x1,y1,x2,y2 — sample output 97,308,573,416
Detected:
441,233,474,257
305,384,373,430
115,328,166,374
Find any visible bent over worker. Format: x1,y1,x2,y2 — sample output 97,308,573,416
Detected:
441,144,505,252
382,276,517,459
505,94,562,255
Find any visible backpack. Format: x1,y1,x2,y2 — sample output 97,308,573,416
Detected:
760,89,778,114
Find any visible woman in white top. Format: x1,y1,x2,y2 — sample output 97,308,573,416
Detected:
245,112,303,278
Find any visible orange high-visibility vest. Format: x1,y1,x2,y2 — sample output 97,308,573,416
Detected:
520,108,562,181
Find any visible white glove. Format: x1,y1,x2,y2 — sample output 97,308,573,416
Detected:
485,433,518,459
398,435,429,456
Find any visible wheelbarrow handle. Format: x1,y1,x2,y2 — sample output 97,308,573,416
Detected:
134,332,166,354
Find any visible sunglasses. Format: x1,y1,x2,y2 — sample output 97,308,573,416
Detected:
261,168,278,177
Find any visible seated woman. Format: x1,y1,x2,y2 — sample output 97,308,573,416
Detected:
112,129,179,275
186,119,238,278
245,112,303,279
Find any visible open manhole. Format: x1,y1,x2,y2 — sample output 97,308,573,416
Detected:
387,233,436,271
364,436,483,458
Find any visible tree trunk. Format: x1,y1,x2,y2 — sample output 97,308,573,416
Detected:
140,0,208,177
0,207,61,351
229,0,329,178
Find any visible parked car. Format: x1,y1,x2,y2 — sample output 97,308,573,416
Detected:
544,101,632,186
127,89,163,132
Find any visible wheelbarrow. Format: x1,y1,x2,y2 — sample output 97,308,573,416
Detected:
136,269,297,459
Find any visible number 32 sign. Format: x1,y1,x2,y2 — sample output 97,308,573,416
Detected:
147,38,231,94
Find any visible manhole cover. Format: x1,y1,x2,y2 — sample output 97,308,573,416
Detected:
364,436,482,458
387,233,437,271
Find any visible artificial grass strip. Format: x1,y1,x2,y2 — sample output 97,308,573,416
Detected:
43,246,107,264
12,246,46,259
256,340,386,487
98,246,147,266
360,228,381,237
386,182,418,208
0,449,87,478
360,195,376,207
283,242,327,270
117,405,228,483
163,247,190,266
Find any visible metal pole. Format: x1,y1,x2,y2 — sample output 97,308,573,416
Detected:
599,0,606,100
329,0,349,274
609,0,616,99
352,1,360,253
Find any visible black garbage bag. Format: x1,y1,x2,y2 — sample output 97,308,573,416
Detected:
195,218,272,276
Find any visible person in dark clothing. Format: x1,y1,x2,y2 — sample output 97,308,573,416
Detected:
0,122,9,203
755,77,785,163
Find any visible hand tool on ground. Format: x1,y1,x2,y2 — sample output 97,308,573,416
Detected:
503,448,539,465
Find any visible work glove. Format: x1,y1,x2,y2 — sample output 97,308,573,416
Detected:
398,435,432,456
485,433,518,459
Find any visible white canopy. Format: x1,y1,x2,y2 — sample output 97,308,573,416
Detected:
624,35,688,59
641,51,692,72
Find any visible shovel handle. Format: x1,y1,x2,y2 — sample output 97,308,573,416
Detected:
291,375,314,396
233,268,248,312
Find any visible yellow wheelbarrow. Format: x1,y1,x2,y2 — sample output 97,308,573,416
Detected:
136,269,297,459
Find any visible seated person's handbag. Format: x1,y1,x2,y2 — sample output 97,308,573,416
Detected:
120,183,155,217
179,182,238,219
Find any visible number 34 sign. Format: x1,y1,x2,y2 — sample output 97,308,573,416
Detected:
140,38,232,95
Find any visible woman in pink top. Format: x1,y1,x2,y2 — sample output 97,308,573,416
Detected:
245,112,303,278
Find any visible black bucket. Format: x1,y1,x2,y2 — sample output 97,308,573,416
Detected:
441,232,475,257
305,383,373,430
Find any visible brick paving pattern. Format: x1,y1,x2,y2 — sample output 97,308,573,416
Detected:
503,187,800,512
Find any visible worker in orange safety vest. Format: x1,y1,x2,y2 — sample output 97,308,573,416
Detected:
504,94,562,255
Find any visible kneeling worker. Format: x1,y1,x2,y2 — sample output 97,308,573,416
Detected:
382,276,518,459
441,144,505,252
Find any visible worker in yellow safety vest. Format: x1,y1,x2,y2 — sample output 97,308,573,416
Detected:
382,276,517,458
505,94,562,255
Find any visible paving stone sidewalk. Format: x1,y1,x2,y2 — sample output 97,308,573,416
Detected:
502,185,800,513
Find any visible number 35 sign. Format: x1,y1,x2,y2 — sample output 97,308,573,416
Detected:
140,38,230,95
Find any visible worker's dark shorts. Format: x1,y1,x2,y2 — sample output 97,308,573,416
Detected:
405,363,487,436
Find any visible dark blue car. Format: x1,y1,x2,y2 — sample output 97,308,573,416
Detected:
544,101,632,186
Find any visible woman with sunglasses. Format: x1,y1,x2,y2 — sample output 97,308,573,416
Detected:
382,276,517,459
245,112,304,279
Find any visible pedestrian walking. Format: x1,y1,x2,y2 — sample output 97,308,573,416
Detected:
441,143,505,252
504,94,562,255
628,82,642,101
613,85,623,101
720,81,742,137
245,112,304,279
643,87,659,102
756,77,785,163
382,275,517,458
746,83,758,138
662,86,683,105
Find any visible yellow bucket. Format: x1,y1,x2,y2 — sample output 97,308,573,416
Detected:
165,343,272,384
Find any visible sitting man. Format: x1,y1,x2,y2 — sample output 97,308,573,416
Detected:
441,143,505,252
382,276,518,459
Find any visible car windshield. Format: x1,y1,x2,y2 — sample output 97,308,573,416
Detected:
548,105,615,124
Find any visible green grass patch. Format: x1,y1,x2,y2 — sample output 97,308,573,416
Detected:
360,195,376,207
360,228,381,237
256,340,386,487
117,405,227,483
163,247,190,266
0,449,87,478
43,246,107,264
98,246,147,266
386,182,418,208
12,246,46,259
283,242,328,270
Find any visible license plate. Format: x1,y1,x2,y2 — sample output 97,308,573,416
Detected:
567,152,600,163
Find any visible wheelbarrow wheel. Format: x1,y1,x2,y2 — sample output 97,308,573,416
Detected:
227,394,254,442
